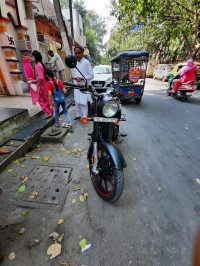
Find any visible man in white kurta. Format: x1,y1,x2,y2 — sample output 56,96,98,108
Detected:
72,47,94,119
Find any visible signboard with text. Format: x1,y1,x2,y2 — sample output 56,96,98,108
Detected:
128,67,141,83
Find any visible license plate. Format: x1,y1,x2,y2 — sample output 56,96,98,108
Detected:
94,84,103,87
94,117,118,122
128,90,134,94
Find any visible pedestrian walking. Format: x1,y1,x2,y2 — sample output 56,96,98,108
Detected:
46,68,73,131
30,51,54,119
47,50,66,80
72,46,94,120
22,55,37,106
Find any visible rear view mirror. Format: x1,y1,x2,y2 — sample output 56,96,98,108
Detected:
65,55,77,68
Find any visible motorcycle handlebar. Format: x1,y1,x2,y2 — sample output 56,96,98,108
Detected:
63,81,89,92
63,81,84,88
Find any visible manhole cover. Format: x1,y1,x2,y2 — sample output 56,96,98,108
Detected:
12,165,72,211
48,129,61,136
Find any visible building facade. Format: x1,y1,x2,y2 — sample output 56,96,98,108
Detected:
0,0,87,96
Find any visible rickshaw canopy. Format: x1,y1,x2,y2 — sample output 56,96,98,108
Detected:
110,50,149,63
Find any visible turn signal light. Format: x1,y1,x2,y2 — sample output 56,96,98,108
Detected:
81,117,88,124
113,119,119,125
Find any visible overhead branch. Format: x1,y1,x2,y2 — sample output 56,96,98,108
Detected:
173,0,196,16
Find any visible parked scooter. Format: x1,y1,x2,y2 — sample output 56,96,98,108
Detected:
167,79,195,101
64,55,127,202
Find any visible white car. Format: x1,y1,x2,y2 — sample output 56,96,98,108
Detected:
91,65,112,92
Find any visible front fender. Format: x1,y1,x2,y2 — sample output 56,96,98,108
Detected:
87,139,126,169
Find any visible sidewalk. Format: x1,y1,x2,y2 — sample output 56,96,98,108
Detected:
0,94,42,117
0,94,96,265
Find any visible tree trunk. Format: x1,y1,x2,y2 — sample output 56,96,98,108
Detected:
52,0,71,55
181,31,193,58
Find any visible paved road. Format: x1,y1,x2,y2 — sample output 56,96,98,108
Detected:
85,78,200,266
1,78,200,266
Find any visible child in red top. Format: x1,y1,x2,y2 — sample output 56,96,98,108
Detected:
46,68,73,130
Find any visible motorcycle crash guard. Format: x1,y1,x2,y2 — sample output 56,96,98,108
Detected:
87,139,127,169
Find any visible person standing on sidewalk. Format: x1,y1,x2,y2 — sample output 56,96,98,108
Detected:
46,68,73,131
72,46,94,120
22,55,37,106
47,50,66,80
30,51,54,119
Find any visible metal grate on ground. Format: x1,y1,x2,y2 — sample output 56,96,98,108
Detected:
12,165,72,211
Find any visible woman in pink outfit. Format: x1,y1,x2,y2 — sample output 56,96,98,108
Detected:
30,51,53,118
173,59,197,91
22,55,37,105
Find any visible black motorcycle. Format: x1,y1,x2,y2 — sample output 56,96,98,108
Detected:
64,55,126,202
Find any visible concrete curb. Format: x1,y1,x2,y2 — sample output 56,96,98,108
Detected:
0,117,54,173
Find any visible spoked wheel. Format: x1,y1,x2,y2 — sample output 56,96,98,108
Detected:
89,145,124,202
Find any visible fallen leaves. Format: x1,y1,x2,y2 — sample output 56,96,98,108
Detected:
18,185,26,192
132,158,137,161
196,178,200,184
21,176,28,182
61,262,70,266
47,242,61,259
8,252,15,261
7,168,13,173
32,155,40,159
58,219,65,225
66,177,72,184
49,232,59,241
43,156,50,162
58,233,64,242
73,185,80,191
72,199,76,204
79,239,91,252
19,228,25,234
22,210,28,216
14,158,26,163
30,191,38,199
79,239,87,249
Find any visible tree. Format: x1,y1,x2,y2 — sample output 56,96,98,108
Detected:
73,0,107,64
60,0,68,10
111,0,200,60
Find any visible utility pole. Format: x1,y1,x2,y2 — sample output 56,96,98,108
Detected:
69,0,75,54
52,0,71,55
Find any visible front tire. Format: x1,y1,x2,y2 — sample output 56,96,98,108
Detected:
88,145,124,202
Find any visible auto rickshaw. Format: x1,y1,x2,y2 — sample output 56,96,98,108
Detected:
110,50,149,103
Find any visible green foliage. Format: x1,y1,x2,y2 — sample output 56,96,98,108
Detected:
85,29,101,64
60,0,68,10
110,0,200,61
72,0,107,64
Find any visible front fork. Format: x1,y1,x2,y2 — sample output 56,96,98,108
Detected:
92,141,99,175
92,95,99,175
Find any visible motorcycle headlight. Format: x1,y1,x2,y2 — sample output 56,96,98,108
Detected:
102,100,119,117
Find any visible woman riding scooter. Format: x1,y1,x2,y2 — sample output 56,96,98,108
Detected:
173,59,197,91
